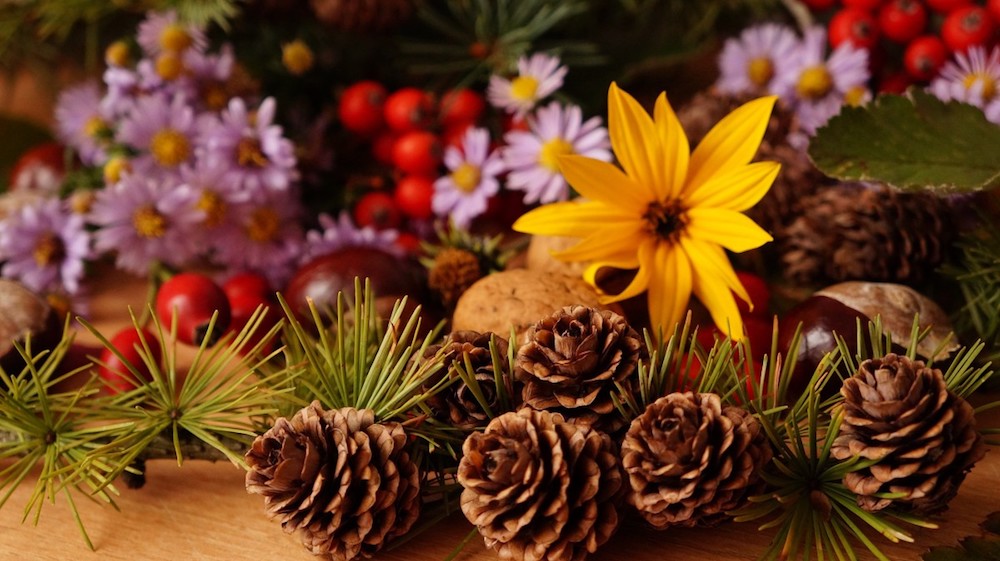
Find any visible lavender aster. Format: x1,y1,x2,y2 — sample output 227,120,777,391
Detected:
487,53,567,119
301,211,401,264
210,189,304,287
116,93,201,175
930,46,1000,124
176,162,250,258
433,127,503,229
717,23,800,96
55,81,111,166
136,10,206,57
185,44,236,111
502,102,611,204
89,174,202,274
0,198,92,295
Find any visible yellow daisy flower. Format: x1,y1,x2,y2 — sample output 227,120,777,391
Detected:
512,82,780,339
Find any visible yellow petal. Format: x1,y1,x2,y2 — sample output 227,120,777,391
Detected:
552,224,646,263
646,243,692,338
585,238,657,303
512,200,635,237
582,251,643,286
558,155,650,213
653,92,690,200
681,237,750,339
685,208,773,253
683,161,781,212
607,82,662,199
685,96,777,197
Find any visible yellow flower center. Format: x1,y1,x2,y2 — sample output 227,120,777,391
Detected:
103,156,131,184
282,40,315,76
132,206,167,238
246,208,280,242
538,138,574,171
105,41,130,66
155,52,184,81
197,191,227,227
201,83,229,111
747,57,774,88
643,200,688,242
510,76,539,102
963,73,997,101
796,65,833,100
236,137,269,168
450,163,481,193
844,85,868,107
150,129,190,167
159,24,193,52
69,191,95,215
84,116,109,139
33,233,64,267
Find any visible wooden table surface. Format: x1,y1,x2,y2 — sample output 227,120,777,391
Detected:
1,273,998,561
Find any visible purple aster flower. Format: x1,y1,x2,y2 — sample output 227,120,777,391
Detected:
0,197,92,295
100,66,143,119
88,174,202,275
930,46,1000,124
55,81,111,166
136,10,207,57
176,162,250,256
301,211,401,264
200,97,298,193
185,44,235,111
502,102,611,204
433,127,504,229
487,53,567,119
116,92,201,175
717,23,801,96
775,26,870,134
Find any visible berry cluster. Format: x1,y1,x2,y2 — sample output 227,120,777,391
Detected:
803,0,1000,88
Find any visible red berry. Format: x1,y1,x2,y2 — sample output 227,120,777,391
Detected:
9,142,66,193
742,315,773,354
878,70,915,92
225,291,282,354
223,271,272,303
442,122,473,148
841,0,883,10
393,175,435,220
391,130,442,176
990,0,1000,25
925,0,972,13
155,272,231,346
338,81,387,137
394,231,422,254
904,35,948,80
879,0,927,43
354,191,401,230
384,87,435,132
942,6,995,52
801,0,837,9
830,8,881,50
98,326,161,394
735,271,771,318
438,88,485,128
372,131,397,166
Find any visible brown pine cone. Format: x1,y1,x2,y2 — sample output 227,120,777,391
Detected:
831,354,986,514
458,408,624,561
779,183,955,285
245,403,420,561
309,0,413,32
621,392,771,528
516,306,644,434
422,330,519,430
428,248,484,308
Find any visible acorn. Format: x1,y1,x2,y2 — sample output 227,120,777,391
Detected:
777,281,958,399
0,279,62,376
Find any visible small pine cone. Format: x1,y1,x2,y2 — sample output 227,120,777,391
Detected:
780,183,955,285
428,248,484,308
422,330,519,429
245,403,421,561
458,408,624,561
516,306,644,434
621,392,771,528
309,0,413,32
831,354,986,514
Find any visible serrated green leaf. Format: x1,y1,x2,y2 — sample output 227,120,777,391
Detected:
922,511,1000,561
809,90,1000,194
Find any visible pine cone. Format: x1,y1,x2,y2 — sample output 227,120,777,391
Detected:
677,89,824,239
423,330,519,430
458,408,624,561
245,403,421,560
621,392,771,528
516,306,644,434
831,354,986,514
309,0,413,32
780,183,955,285
428,248,484,308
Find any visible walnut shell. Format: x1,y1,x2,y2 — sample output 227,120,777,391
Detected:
525,235,589,277
452,269,619,344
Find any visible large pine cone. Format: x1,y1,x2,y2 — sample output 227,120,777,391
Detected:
309,0,413,32
621,392,771,528
516,306,644,434
458,408,624,561
245,403,421,560
779,183,954,285
423,330,519,430
831,354,986,514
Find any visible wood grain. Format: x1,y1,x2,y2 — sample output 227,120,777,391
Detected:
1,272,997,560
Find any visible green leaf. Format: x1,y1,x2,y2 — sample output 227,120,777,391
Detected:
808,90,1000,194
922,511,1000,561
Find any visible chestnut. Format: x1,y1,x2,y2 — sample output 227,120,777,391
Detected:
0,279,61,376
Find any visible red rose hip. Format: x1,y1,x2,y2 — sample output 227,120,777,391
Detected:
98,326,162,394
155,272,231,346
